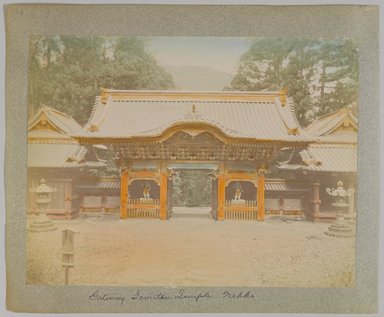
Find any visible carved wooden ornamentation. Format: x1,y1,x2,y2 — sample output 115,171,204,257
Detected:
128,169,160,185
224,171,258,187
112,129,284,163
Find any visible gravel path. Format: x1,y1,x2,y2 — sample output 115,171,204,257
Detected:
26,209,355,287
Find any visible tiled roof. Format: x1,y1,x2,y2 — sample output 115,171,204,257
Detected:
314,132,357,143
279,144,357,173
265,180,308,192
278,107,358,173
28,105,83,138
94,179,120,189
28,143,88,168
300,144,357,173
78,90,311,143
77,178,120,189
304,108,357,143
28,106,107,169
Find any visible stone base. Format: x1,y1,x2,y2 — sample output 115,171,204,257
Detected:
139,198,153,203
28,215,57,232
324,214,355,238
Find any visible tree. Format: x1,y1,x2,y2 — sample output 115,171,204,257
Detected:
230,38,358,125
107,38,174,90
231,38,300,91
313,39,358,117
172,170,211,207
280,41,318,125
28,36,63,117
28,36,175,124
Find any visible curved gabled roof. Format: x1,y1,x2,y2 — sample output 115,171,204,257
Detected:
78,89,311,143
28,105,83,141
303,107,357,143
278,107,358,173
28,105,106,168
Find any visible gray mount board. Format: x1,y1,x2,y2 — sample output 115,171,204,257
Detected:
4,4,379,314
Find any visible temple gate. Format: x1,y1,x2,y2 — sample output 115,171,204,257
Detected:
75,89,311,221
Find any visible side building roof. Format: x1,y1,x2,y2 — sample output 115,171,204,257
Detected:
279,107,358,173
28,105,83,141
303,107,357,144
28,105,105,169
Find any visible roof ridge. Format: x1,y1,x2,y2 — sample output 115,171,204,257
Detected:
28,107,45,130
111,99,275,104
85,96,102,131
303,107,358,137
28,106,69,134
100,88,283,95
46,111,79,134
287,97,301,129
66,145,87,163
274,96,299,135
43,105,73,119
29,104,82,136
99,88,287,104
304,115,334,133
315,108,341,121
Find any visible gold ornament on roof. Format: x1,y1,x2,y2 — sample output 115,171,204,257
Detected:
278,88,288,106
184,103,202,120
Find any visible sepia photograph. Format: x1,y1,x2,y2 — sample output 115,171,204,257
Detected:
26,36,358,287
3,3,380,314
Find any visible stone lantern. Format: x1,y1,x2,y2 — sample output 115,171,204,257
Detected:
324,181,355,238
28,178,57,232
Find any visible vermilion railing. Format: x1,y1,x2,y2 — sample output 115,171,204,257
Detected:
127,198,160,218
224,200,257,220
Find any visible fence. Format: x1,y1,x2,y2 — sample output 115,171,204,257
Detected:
127,198,160,219
224,200,257,220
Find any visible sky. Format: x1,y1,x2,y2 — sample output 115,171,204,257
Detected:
148,37,252,75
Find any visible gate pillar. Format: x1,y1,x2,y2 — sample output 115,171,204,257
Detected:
120,167,129,219
217,163,225,220
257,165,266,222
159,164,168,220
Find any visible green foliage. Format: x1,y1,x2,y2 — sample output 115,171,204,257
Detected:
172,170,212,207
28,36,175,124
230,38,358,125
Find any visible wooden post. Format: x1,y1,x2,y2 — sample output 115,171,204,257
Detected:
159,164,168,220
120,168,128,219
312,182,321,220
64,181,72,219
217,163,225,220
62,229,75,285
257,165,266,221
278,197,284,219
